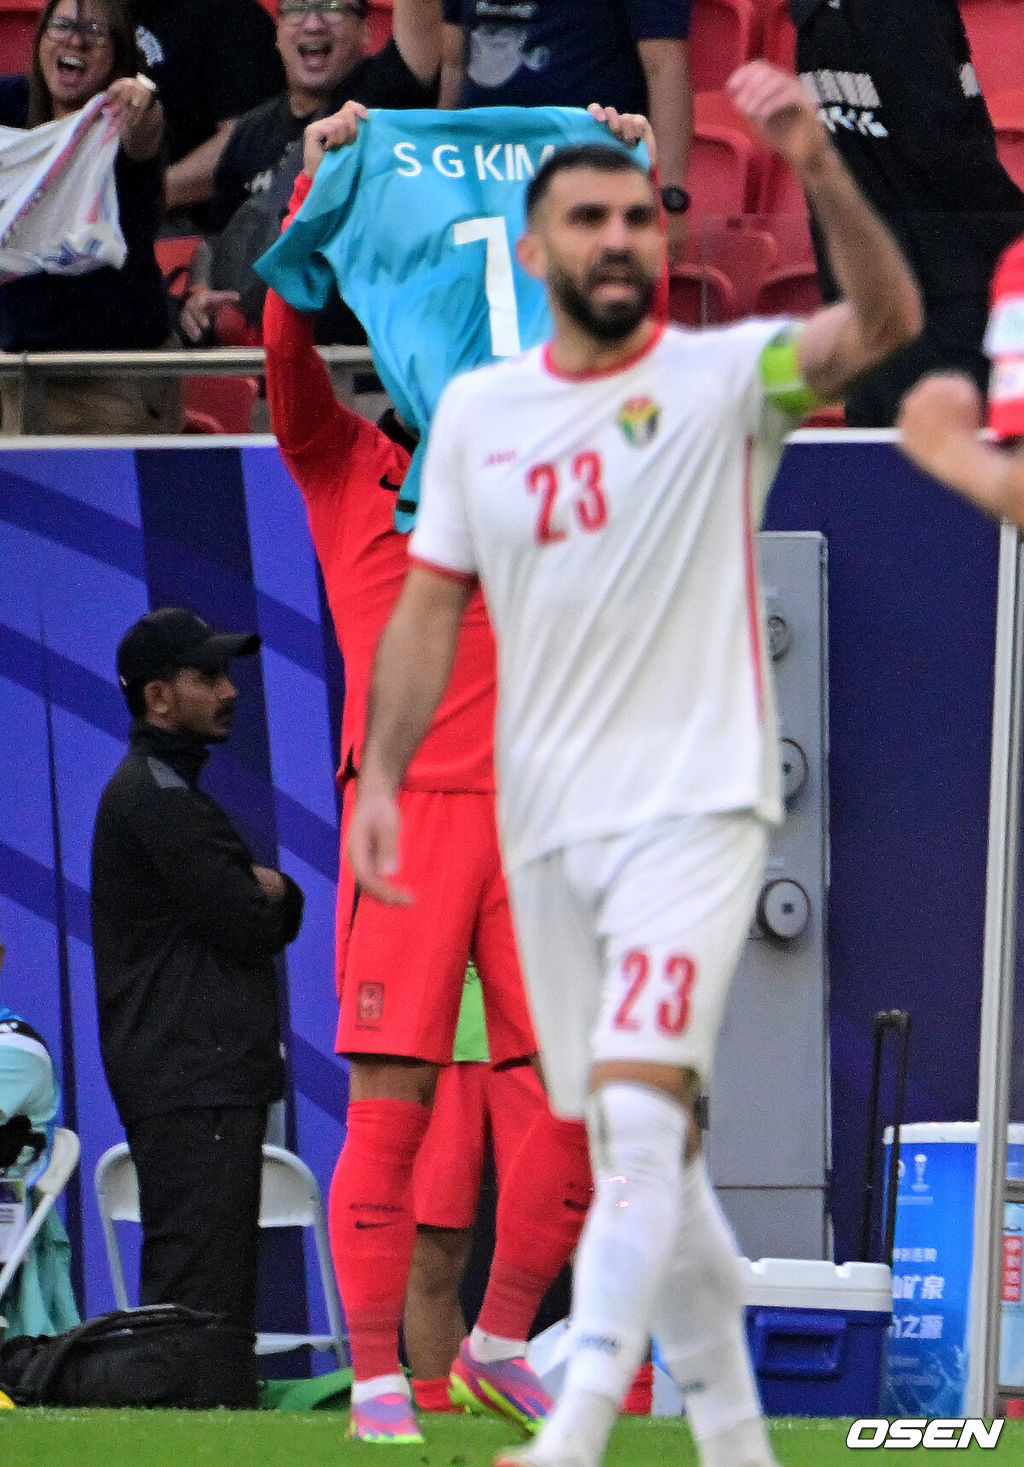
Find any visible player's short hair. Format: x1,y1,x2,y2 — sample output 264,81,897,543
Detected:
525,144,653,223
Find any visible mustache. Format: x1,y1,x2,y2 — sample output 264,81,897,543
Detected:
586,252,651,288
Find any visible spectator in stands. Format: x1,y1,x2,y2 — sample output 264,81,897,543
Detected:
131,0,283,222
792,0,1024,426
440,1,693,262
179,0,443,348
0,0,184,434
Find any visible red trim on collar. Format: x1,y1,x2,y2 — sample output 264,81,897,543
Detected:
542,322,665,382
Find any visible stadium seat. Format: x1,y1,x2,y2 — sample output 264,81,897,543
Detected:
989,89,1024,192
154,235,203,300
366,0,392,52
668,262,740,326
688,216,779,317
755,147,808,222
183,375,259,433
94,1141,348,1365
760,0,796,72
755,260,824,318
689,0,756,93
686,122,758,218
802,403,847,427
960,0,1024,99
0,3,42,74
0,1128,80,1307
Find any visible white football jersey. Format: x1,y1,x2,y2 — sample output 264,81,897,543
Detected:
411,319,795,870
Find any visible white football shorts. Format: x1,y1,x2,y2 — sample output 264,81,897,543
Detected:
505,811,768,1119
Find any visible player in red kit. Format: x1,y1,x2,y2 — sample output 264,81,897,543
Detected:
261,104,628,1443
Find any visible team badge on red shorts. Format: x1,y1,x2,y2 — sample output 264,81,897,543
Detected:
356,981,385,1026
618,396,661,447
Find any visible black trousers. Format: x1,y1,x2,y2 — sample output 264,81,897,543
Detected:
125,1104,266,1332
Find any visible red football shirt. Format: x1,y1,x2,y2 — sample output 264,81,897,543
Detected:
264,274,495,793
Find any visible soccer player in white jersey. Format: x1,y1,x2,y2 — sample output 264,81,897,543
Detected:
349,61,922,1467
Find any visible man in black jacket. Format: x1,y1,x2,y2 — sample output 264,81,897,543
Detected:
792,0,1024,426
91,607,304,1333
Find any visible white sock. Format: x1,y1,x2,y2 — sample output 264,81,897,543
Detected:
651,1157,775,1466
469,1326,528,1363
530,1082,688,1467
351,1372,411,1405
523,1389,618,1464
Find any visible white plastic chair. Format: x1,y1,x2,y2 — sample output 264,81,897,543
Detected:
94,1140,348,1366
0,1126,81,1306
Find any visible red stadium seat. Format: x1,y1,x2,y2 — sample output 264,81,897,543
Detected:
688,216,779,317
755,147,809,226
802,403,847,427
184,376,258,434
154,235,203,300
685,123,757,217
989,89,1024,192
960,0,1024,98
760,0,796,72
689,0,756,93
366,0,392,52
668,263,741,326
0,3,42,73
755,261,823,318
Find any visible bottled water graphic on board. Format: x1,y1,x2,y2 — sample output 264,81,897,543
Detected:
881,1124,1024,1415
1000,1165,1024,1390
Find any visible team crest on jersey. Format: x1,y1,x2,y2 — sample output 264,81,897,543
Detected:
618,397,660,447
356,982,385,1026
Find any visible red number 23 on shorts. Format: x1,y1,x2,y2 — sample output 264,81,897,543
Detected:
614,949,698,1038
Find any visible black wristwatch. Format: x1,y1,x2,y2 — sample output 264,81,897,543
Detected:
660,185,691,214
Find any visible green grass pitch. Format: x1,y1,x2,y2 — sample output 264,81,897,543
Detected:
3,1411,1023,1465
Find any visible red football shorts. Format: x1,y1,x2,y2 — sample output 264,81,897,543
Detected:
336,788,537,1065
413,1060,547,1230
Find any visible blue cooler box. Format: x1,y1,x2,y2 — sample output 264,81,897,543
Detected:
743,1258,893,1416
881,1121,1024,1417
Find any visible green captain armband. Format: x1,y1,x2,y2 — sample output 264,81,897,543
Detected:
759,329,820,420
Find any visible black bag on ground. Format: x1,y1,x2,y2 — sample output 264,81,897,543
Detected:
0,1304,259,1407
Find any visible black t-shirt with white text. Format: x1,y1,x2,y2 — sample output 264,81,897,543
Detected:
792,0,1024,297
133,0,284,165
209,38,437,233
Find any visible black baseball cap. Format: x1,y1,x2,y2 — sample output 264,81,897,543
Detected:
116,607,260,693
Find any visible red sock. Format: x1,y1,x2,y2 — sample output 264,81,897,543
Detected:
476,1111,592,1341
622,1360,654,1414
329,1097,431,1381
412,1376,458,1412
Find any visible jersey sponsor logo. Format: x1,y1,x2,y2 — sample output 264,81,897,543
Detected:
484,448,517,467
618,396,660,448
355,981,385,1026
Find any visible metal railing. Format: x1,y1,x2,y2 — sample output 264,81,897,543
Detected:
0,345,379,433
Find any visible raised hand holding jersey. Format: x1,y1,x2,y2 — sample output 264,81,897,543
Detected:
256,106,649,529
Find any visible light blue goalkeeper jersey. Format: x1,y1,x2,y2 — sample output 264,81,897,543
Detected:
256,106,649,530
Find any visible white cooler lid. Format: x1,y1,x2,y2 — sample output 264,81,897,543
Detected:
881,1121,1024,1144
741,1258,892,1313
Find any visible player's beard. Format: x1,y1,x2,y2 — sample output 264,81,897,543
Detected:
549,254,657,343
